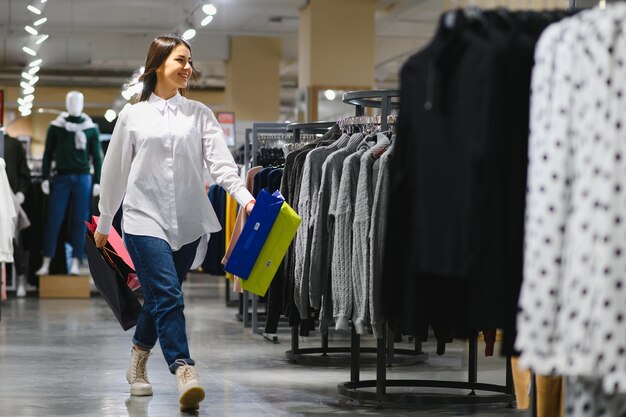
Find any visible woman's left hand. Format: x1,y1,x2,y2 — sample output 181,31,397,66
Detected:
245,200,255,215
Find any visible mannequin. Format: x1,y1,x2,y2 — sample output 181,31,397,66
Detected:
36,91,103,276
3,134,31,296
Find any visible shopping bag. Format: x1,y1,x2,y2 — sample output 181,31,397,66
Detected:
84,236,142,330
85,217,140,291
241,201,301,296
224,189,284,279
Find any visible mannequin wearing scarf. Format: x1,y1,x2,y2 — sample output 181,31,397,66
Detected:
36,91,102,275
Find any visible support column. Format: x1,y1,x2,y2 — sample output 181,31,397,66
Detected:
298,0,377,121
225,36,281,122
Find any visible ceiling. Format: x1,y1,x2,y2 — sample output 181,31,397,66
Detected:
0,0,443,116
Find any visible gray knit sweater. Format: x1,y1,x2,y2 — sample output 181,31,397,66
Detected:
332,145,369,331
293,134,350,318
352,134,390,334
369,143,393,338
308,133,364,312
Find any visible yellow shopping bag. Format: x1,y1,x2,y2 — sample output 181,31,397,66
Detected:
241,201,301,296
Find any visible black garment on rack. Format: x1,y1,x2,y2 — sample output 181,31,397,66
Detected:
267,169,283,194
266,127,340,335
202,185,226,275
383,9,572,354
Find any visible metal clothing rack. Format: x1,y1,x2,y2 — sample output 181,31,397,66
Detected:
238,123,292,342
283,119,426,367
336,89,514,408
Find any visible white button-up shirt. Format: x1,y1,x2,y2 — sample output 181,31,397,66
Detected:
96,92,253,254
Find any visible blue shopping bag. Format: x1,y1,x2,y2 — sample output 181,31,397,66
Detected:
224,189,284,279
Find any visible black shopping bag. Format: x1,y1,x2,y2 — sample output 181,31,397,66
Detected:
85,237,142,330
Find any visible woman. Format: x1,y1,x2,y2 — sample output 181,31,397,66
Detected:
94,34,255,412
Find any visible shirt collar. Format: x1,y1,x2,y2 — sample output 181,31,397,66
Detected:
148,92,182,112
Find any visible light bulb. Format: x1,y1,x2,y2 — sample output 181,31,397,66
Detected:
29,58,43,67
324,89,336,101
104,109,117,122
202,4,217,15
28,66,41,75
29,76,39,85
24,95,35,103
182,28,196,41
27,5,42,14
36,34,49,44
22,72,34,80
22,46,37,56
25,25,38,35
34,17,47,26
201,15,214,26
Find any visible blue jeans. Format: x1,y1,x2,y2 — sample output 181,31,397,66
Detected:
123,234,200,374
43,174,92,259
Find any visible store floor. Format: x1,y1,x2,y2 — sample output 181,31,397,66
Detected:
0,273,528,417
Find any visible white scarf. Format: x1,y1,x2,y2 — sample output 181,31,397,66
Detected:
51,112,96,150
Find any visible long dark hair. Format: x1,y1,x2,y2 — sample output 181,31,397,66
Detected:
138,34,199,102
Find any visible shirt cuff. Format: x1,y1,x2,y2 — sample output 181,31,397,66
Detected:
233,188,255,209
96,214,114,235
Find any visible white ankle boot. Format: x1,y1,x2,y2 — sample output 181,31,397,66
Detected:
16,275,26,298
175,361,205,411
35,257,51,276
126,348,152,396
69,258,80,275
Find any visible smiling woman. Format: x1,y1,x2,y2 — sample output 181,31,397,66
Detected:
92,33,256,413
137,35,199,102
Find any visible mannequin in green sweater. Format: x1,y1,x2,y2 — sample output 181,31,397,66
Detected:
36,91,102,276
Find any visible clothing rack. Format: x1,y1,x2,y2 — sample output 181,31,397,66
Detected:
336,89,515,408
239,123,292,342
283,119,425,367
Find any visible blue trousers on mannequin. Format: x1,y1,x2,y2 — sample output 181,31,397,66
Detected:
43,174,92,259
123,233,200,374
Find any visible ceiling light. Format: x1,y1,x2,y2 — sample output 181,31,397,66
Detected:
182,28,196,41
23,86,35,95
21,109,32,117
24,95,35,103
29,76,40,85
121,89,134,101
202,4,217,15
36,34,49,44
19,103,33,112
29,58,43,67
20,81,31,89
27,5,42,14
324,89,336,101
104,109,117,122
22,72,33,80
200,15,214,26
25,25,38,35
17,98,25,106
22,46,37,56
33,17,47,26
28,66,41,75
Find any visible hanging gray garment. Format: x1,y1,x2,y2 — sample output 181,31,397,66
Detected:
308,133,364,310
331,145,368,331
293,134,349,319
369,144,393,339
352,134,390,334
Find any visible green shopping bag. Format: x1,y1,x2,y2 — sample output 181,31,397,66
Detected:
241,201,301,296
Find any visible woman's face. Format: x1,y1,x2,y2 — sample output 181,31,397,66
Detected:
156,44,192,91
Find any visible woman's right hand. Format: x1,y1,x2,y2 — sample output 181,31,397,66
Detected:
94,231,109,248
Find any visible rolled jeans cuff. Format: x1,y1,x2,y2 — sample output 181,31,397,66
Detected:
132,337,155,351
169,358,195,374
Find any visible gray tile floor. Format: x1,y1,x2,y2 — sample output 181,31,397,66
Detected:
0,274,529,417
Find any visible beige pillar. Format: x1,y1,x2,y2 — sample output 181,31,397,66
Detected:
225,36,281,121
298,0,377,121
